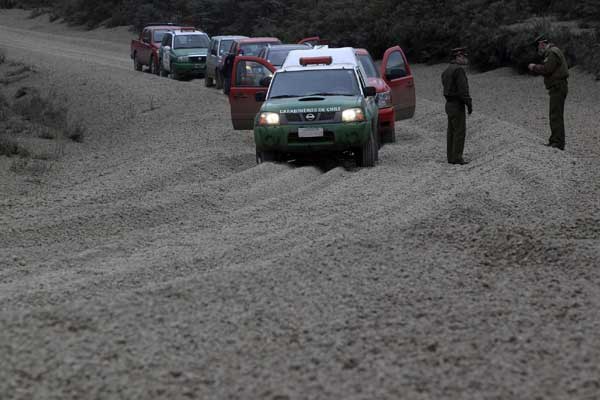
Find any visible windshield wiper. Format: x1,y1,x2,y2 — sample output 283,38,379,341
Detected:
304,92,355,97
270,95,301,99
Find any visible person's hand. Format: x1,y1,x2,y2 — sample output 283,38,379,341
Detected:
528,63,536,71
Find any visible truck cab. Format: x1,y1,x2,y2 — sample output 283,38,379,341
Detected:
228,47,381,167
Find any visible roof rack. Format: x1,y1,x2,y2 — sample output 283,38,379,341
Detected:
145,22,179,27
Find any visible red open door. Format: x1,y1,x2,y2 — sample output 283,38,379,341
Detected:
229,56,276,130
381,46,415,121
298,36,328,47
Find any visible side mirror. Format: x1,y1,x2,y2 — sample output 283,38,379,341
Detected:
255,92,266,102
259,76,272,87
364,86,377,97
385,67,407,81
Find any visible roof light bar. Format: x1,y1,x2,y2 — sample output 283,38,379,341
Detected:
299,56,333,66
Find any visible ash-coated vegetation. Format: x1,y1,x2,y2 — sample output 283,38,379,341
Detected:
3,0,600,75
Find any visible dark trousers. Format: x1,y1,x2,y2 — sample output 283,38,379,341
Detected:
548,80,568,149
445,101,466,163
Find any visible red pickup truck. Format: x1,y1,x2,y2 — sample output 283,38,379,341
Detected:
131,23,190,75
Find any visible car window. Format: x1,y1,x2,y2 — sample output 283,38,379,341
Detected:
173,34,210,49
235,60,273,87
153,30,169,43
210,40,218,55
142,29,151,43
385,51,407,78
269,70,360,98
267,50,294,67
219,40,234,55
240,42,278,56
357,54,380,78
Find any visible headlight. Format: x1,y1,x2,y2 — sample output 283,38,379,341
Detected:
342,108,365,122
375,90,392,108
258,112,280,125
177,56,189,62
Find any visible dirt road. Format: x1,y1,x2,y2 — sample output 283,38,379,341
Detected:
1,10,600,399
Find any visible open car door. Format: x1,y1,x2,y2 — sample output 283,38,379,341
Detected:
229,56,276,130
298,36,329,47
381,46,415,121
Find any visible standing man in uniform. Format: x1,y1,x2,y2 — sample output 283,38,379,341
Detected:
528,35,569,150
442,47,472,165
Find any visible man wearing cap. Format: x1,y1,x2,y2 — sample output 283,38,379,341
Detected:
528,36,569,150
441,47,472,165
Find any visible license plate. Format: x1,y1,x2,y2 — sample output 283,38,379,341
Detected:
298,127,323,138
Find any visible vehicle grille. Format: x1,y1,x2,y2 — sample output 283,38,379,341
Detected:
283,112,337,123
288,131,335,143
189,56,206,63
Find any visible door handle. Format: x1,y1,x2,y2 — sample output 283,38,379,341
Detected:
233,94,248,99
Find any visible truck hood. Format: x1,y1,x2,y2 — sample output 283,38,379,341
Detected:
262,95,363,114
366,77,390,93
172,48,208,57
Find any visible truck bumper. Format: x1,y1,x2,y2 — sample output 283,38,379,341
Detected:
173,62,207,76
254,122,373,152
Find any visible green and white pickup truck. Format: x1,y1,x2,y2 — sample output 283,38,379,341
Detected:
158,28,210,80
228,47,380,167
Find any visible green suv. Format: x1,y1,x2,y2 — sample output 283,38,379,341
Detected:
158,29,210,80
228,47,379,167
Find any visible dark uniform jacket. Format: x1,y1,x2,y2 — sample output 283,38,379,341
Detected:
442,62,472,110
532,45,569,89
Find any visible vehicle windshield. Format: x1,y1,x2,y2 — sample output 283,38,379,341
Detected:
240,42,279,56
174,34,210,49
268,48,306,66
220,40,234,55
269,69,360,99
153,30,169,43
357,54,380,78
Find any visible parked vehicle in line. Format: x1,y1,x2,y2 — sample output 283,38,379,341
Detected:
355,47,415,143
228,47,381,167
297,36,328,47
221,37,282,94
158,28,210,80
205,35,248,89
257,44,311,68
130,23,190,75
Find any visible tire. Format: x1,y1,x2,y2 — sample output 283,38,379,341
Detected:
256,148,278,164
355,131,376,167
170,64,179,80
158,61,168,77
222,77,230,95
205,75,213,87
149,56,159,75
381,127,396,144
133,53,142,71
215,71,223,89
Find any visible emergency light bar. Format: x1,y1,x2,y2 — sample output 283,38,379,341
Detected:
300,56,333,66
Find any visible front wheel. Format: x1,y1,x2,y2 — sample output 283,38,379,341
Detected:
355,132,376,167
381,127,396,144
133,54,142,71
159,61,168,77
256,148,278,164
215,71,223,89
170,64,179,80
149,56,159,75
